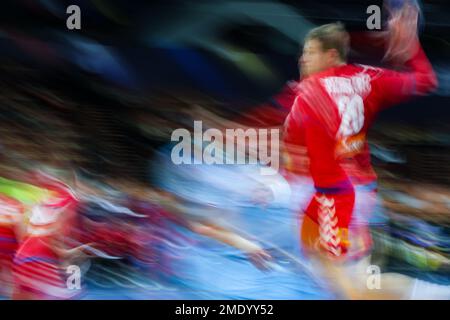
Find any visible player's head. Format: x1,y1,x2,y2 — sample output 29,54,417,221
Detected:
300,22,350,77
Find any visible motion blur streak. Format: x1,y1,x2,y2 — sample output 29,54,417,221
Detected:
0,0,448,300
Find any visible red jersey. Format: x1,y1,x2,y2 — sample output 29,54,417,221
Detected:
0,195,24,266
284,43,438,190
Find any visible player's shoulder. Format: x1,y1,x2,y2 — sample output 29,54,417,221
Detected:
332,63,384,77
352,63,387,79
352,63,382,71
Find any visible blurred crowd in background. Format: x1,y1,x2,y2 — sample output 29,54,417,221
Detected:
0,0,449,299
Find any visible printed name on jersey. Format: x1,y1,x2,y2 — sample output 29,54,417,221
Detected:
320,73,372,139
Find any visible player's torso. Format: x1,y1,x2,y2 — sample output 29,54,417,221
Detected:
285,64,383,184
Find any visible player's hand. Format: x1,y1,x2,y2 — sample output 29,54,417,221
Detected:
384,2,420,64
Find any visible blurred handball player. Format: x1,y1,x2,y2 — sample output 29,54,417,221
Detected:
283,1,447,299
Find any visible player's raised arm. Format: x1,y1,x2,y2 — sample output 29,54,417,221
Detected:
372,2,438,109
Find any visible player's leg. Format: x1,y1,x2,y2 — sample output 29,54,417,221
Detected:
323,185,450,299
300,190,359,298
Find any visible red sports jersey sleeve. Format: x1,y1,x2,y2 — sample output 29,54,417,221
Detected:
369,42,438,111
238,81,299,127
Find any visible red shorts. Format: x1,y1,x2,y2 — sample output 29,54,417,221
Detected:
301,191,355,259
301,187,375,260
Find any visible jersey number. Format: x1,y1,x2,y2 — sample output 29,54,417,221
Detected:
336,94,364,137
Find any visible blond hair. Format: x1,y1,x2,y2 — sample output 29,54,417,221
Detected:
305,22,350,61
